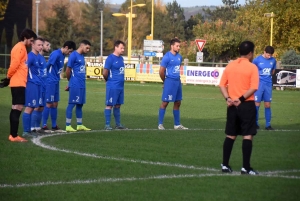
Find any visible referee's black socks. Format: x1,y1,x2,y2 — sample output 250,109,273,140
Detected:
242,139,253,170
222,137,235,166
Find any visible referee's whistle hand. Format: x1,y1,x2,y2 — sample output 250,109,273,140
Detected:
233,99,241,106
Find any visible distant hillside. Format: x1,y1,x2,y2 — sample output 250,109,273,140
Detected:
183,6,217,20
107,4,217,21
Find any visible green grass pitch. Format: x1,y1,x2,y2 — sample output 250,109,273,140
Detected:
0,79,299,201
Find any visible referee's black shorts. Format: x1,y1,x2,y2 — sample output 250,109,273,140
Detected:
225,101,257,136
11,87,25,105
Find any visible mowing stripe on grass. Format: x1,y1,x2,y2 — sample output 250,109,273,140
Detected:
1,172,299,188
32,130,300,173
32,132,219,172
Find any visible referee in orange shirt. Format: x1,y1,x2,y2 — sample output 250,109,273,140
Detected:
6,29,37,142
219,41,259,175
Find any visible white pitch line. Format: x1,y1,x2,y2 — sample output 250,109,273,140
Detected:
1,172,299,188
32,133,219,172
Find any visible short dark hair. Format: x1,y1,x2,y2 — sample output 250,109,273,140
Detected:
43,38,50,43
265,46,274,54
19,28,37,41
238,41,255,56
63,41,76,50
114,40,125,47
80,40,92,46
170,38,180,46
34,37,44,43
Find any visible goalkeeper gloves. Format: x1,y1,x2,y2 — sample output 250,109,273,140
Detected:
0,78,10,88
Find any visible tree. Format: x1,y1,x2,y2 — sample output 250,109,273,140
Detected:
184,14,203,41
82,0,105,56
165,0,186,41
40,4,80,50
281,50,300,69
235,0,300,58
193,19,248,62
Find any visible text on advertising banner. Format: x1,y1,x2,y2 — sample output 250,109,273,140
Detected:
186,66,225,85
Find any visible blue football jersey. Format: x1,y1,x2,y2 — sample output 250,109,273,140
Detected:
27,52,41,85
38,54,47,87
253,55,276,83
160,51,182,80
104,54,125,89
67,51,86,88
46,49,65,82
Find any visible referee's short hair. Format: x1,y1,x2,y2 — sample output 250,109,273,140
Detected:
265,46,274,54
239,41,255,56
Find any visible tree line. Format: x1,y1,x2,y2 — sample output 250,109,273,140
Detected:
34,0,300,64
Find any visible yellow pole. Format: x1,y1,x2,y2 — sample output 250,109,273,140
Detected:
151,0,154,39
128,0,133,62
270,12,273,46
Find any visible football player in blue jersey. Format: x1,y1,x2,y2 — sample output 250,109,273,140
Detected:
22,37,44,138
65,40,92,132
253,46,277,130
42,41,76,132
31,38,51,133
158,38,188,130
103,40,128,130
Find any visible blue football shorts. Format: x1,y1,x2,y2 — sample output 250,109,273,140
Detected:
105,88,124,106
68,87,86,104
25,82,40,108
38,84,46,107
254,81,273,102
45,81,60,103
161,78,182,102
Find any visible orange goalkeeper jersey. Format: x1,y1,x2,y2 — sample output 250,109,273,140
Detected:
219,58,259,101
7,42,28,87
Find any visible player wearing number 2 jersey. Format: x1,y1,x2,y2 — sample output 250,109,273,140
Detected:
65,40,92,132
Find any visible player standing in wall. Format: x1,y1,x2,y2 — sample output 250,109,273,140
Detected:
65,40,92,132
158,38,188,130
219,41,259,175
103,40,128,130
22,37,44,138
253,46,277,130
30,38,51,133
42,41,76,132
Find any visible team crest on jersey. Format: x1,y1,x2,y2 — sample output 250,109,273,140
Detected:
270,62,273,65
119,67,125,74
80,65,85,73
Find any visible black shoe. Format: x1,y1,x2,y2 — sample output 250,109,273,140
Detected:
256,125,260,129
221,164,232,173
241,167,259,175
265,126,274,130
42,125,53,133
52,125,67,133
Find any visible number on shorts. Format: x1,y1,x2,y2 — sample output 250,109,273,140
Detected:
76,96,79,102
